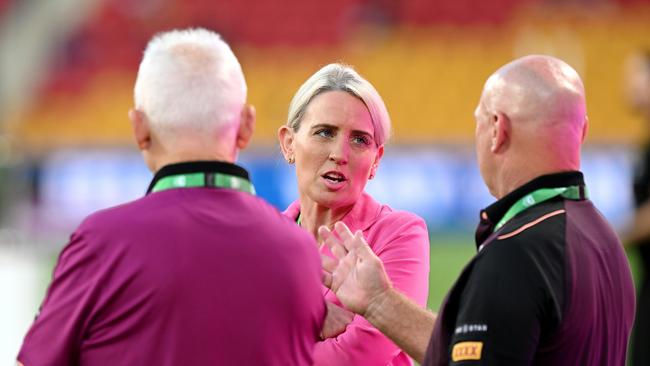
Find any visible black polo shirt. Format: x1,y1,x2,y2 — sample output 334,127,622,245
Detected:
424,171,635,365
631,143,650,366
633,143,650,268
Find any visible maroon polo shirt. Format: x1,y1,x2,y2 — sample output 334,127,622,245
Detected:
18,161,326,365
425,171,635,365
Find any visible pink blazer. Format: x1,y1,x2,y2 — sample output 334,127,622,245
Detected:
284,192,430,366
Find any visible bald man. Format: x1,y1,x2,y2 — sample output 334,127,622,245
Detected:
320,55,636,365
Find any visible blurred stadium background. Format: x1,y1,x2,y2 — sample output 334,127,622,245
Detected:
1,0,649,363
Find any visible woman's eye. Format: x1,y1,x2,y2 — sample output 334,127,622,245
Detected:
315,129,333,138
353,135,371,146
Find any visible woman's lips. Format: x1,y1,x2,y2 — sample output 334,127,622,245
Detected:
321,171,347,190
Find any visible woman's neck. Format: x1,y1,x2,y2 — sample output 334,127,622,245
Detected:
299,198,354,242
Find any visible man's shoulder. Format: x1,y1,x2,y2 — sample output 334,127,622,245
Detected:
80,188,283,227
493,199,566,247
78,194,153,231
77,189,317,250
477,200,568,275
211,191,319,251
464,202,568,311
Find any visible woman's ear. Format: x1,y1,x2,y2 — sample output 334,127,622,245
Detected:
278,125,295,163
369,145,384,179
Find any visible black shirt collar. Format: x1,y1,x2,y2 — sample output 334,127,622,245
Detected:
146,161,250,194
475,171,585,246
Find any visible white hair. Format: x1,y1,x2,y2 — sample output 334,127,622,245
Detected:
134,28,246,138
286,63,391,146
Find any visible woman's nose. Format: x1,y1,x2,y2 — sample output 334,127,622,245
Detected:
329,139,349,165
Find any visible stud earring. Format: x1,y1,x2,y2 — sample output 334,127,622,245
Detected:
287,155,295,164
369,164,378,179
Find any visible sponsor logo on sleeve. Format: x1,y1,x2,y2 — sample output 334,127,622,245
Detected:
454,323,488,335
452,341,483,362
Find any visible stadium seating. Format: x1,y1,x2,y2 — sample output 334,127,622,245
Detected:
9,0,650,146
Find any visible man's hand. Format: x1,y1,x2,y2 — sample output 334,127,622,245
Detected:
320,222,436,364
319,222,392,316
320,301,355,339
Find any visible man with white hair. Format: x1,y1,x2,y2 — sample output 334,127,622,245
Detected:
320,55,636,365
17,28,325,365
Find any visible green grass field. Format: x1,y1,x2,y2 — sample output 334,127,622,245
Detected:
426,236,475,311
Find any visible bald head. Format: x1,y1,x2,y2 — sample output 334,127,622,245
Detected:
475,55,588,198
483,55,586,132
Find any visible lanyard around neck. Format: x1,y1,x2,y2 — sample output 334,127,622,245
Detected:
494,185,586,231
151,172,256,195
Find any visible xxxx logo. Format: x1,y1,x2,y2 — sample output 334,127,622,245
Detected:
451,341,483,362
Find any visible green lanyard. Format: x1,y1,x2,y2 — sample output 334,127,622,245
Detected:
494,185,586,231
151,172,256,195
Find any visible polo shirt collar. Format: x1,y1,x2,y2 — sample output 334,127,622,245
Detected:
340,192,383,232
284,192,383,232
475,171,585,247
146,161,251,194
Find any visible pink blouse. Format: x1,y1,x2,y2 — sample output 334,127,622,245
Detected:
284,192,430,366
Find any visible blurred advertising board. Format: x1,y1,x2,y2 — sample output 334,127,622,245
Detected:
28,145,634,235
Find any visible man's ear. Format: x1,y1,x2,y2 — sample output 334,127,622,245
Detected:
129,108,151,151
581,116,589,144
491,111,510,153
236,105,256,150
277,124,295,161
